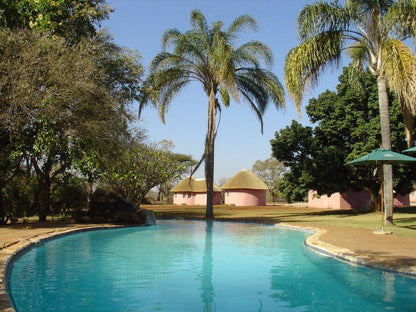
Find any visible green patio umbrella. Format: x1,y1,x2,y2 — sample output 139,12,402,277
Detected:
403,146,416,153
346,148,416,232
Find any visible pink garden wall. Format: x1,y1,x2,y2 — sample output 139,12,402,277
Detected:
224,189,266,206
308,190,409,209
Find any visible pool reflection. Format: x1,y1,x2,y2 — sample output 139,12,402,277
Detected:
200,220,215,312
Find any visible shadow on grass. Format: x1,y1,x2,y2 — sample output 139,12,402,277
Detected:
154,209,370,225
395,206,416,214
394,217,416,230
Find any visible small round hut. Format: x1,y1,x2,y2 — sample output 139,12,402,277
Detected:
171,177,222,205
222,169,267,206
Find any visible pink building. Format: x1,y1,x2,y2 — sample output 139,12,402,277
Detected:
308,189,409,209
171,177,222,205
410,191,416,204
222,169,267,206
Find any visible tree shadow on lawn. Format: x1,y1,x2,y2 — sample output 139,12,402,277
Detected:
394,217,416,230
213,209,370,224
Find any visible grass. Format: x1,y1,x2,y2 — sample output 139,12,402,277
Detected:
143,204,416,238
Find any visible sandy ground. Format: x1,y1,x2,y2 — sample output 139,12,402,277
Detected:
0,212,415,311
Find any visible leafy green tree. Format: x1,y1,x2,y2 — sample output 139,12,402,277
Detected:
0,29,142,221
0,166,37,224
140,10,285,218
154,141,197,203
103,141,192,208
0,0,111,42
285,0,416,224
252,158,287,202
272,66,416,209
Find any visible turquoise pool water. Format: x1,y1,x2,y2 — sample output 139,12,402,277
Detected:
8,220,416,311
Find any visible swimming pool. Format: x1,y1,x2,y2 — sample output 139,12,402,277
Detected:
8,220,416,311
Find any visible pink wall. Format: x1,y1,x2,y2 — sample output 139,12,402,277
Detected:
224,189,266,206
173,192,196,205
173,192,222,205
394,194,410,207
308,191,344,209
308,190,409,209
194,193,222,205
410,191,416,203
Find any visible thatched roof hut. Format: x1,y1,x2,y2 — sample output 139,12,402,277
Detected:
171,177,222,205
222,169,267,206
171,177,222,193
222,169,267,190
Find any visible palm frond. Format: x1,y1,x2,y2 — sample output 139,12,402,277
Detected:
158,79,190,123
345,44,368,96
236,67,285,132
219,87,230,107
235,40,273,68
297,1,350,41
383,38,416,115
349,0,395,15
384,0,416,40
161,29,182,51
227,14,258,36
140,66,192,121
285,31,343,112
190,10,208,33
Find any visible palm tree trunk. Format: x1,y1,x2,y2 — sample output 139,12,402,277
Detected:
377,75,394,225
205,89,216,219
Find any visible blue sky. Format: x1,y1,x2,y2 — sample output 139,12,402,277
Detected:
103,0,344,183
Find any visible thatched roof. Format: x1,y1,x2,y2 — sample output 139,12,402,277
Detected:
171,177,222,193
222,169,267,190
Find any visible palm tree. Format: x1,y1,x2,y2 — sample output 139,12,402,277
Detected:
140,10,285,218
285,0,416,225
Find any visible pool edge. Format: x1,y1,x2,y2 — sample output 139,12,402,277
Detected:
0,224,132,312
2,221,415,311
277,223,416,279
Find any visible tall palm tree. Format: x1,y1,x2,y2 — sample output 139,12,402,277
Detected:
285,0,416,225
140,10,285,218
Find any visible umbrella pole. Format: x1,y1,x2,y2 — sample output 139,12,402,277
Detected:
380,165,384,231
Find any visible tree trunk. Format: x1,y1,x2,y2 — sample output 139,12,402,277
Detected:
31,157,52,222
38,176,51,222
84,181,93,221
377,75,394,225
365,186,381,212
0,195,6,224
205,89,216,219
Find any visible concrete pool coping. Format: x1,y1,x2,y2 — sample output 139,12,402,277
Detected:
0,221,415,311
277,223,416,278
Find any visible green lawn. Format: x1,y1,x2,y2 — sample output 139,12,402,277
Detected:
144,204,416,238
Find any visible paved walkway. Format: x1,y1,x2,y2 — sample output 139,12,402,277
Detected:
0,222,415,311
